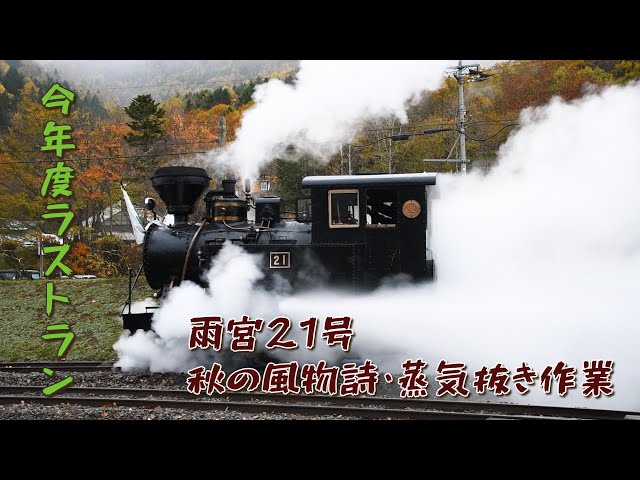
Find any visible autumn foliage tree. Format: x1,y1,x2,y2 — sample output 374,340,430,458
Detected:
2,59,640,275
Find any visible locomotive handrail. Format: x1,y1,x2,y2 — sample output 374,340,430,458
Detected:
222,219,272,232
121,264,144,317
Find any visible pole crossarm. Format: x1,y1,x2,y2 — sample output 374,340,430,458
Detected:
422,159,470,163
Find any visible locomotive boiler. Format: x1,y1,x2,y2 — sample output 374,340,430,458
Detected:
122,166,437,331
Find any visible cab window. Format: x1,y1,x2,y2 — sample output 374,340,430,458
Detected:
328,190,359,228
366,189,397,227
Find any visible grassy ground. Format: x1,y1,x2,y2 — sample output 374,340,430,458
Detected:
0,277,155,361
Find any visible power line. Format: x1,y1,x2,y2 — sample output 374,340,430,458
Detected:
467,119,520,126
1,140,221,156
72,79,237,92
68,73,291,93
2,122,516,157
362,118,518,132
463,124,519,142
0,151,211,165
362,121,455,132
0,123,520,165
349,123,519,149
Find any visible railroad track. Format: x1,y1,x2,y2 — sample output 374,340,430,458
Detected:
0,361,115,372
1,385,636,420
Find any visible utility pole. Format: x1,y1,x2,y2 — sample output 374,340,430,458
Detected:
341,141,353,175
456,60,468,174
449,61,489,174
108,183,113,235
38,237,44,278
393,63,493,171
339,127,355,175
216,115,227,188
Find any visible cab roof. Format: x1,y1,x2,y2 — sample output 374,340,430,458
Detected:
301,172,437,188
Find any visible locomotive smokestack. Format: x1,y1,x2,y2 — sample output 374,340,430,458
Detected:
150,167,210,226
222,179,236,197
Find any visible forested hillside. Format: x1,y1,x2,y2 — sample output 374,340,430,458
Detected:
33,60,298,105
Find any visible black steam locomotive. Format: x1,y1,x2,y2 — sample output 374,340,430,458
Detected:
122,166,437,331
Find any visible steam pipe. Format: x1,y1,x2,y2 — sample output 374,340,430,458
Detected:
180,219,210,282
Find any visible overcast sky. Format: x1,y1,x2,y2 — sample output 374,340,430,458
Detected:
37,60,504,71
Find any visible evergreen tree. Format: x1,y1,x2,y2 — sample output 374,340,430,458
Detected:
89,94,108,118
0,92,13,130
234,79,255,105
3,67,24,95
210,87,231,107
123,94,166,146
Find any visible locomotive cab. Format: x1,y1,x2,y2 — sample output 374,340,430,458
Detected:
301,173,436,286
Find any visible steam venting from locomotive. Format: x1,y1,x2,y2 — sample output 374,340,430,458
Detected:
116,81,640,412
213,60,452,179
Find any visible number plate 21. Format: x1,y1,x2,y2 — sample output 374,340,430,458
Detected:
270,252,290,269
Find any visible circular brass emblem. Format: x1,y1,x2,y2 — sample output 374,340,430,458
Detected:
402,200,421,219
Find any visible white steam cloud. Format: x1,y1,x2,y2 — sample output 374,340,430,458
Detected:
115,76,640,412
215,60,451,178
114,244,342,372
